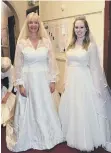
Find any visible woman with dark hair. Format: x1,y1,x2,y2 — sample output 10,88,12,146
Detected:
59,16,111,152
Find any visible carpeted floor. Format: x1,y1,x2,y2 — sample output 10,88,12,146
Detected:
1,127,109,153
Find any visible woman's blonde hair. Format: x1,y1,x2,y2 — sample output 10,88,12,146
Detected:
67,16,90,51
26,12,43,39
17,12,50,42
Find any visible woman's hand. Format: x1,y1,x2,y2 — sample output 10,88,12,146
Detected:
49,82,55,93
2,96,8,104
1,92,11,104
19,85,27,97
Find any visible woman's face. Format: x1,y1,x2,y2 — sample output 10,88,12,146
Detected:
74,20,87,39
28,20,39,34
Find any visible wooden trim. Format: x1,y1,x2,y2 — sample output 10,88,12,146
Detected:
104,1,111,87
43,11,102,22
103,1,109,77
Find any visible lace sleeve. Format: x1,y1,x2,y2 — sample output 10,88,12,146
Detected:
14,42,24,86
7,66,14,92
47,39,59,82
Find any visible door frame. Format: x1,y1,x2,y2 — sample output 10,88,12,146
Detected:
104,1,111,87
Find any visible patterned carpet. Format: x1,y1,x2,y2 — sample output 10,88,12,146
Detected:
1,127,109,153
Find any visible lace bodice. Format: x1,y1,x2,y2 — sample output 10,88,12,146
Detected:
22,46,48,66
14,38,59,85
66,48,89,67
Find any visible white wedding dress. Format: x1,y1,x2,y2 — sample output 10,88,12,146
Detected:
6,38,63,152
59,43,111,152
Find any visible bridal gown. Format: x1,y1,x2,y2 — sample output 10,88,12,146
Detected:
6,38,63,152
59,43,111,152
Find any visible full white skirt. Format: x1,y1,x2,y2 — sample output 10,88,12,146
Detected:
59,66,110,151
6,70,63,152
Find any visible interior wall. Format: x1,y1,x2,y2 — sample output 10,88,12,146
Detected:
8,1,28,30
39,1,105,93
1,2,14,28
40,1,104,21
40,1,105,47
7,1,40,30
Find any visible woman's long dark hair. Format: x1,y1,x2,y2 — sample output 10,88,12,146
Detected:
67,16,90,51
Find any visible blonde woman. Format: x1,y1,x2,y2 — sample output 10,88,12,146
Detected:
59,16,111,152
6,13,63,152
